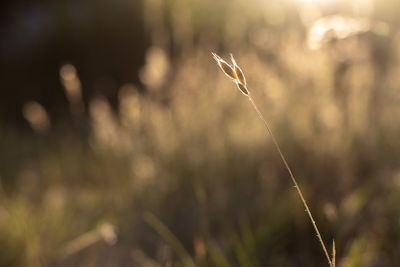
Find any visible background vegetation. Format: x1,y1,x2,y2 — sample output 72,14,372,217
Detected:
1,0,400,266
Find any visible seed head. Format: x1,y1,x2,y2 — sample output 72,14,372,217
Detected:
212,52,249,96
212,52,236,80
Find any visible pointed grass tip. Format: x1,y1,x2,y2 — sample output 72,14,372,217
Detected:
332,239,336,267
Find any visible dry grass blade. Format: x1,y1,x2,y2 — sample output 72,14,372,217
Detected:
143,212,196,267
212,52,334,267
332,239,336,267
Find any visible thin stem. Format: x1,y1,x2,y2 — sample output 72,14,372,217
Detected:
247,93,333,267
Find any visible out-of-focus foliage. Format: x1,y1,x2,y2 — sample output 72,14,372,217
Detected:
1,0,400,266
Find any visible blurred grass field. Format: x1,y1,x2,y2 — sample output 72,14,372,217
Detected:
1,0,400,266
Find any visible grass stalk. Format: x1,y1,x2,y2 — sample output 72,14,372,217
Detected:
143,212,196,267
212,52,334,267
247,94,333,267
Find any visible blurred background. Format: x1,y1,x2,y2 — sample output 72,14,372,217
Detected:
1,0,400,266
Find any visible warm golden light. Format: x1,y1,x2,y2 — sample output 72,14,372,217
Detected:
60,64,84,115
22,101,51,133
297,0,333,3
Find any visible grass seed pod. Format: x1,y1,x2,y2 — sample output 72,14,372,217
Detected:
212,52,236,80
236,81,249,96
230,54,246,87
